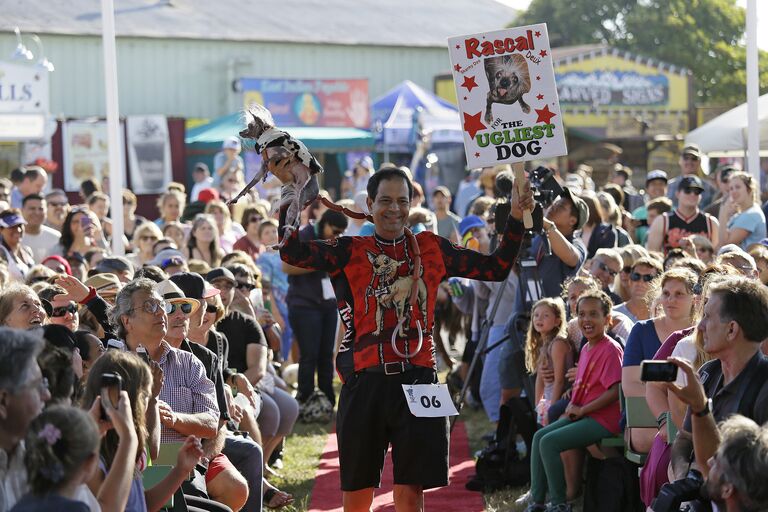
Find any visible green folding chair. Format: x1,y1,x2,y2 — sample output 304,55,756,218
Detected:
624,395,657,465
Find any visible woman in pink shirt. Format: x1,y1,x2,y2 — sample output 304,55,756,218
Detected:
524,290,623,512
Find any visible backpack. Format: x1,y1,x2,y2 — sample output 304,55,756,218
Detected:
467,397,537,492
298,389,333,424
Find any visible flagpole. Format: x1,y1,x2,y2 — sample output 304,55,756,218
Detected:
100,0,125,255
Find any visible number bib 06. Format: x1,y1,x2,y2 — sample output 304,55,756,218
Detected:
401,384,459,418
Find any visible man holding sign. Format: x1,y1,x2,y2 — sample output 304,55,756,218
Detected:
277,164,533,510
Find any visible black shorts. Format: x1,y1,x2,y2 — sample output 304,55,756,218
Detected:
336,366,449,491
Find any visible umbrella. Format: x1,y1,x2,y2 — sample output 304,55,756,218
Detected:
685,93,768,156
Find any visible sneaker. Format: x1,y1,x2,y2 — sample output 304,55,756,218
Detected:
515,490,531,506
545,503,572,512
523,504,546,512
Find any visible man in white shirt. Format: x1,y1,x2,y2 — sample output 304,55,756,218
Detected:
21,194,61,263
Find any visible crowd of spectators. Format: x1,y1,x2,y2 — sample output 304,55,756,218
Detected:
0,139,767,512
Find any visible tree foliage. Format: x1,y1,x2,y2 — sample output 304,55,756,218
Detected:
514,0,768,106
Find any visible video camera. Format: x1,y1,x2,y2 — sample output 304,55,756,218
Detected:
492,166,564,235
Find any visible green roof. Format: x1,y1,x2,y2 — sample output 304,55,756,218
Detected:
185,113,374,152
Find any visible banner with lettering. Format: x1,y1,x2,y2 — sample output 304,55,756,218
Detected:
237,78,369,128
447,23,567,167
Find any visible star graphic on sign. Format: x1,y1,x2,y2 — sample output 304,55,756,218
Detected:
534,31,541,37
536,75,541,81
454,63,462,72
463,111,486,139
455,44,460,49
539,49,548,57
535,105,557,125
463,96,468,100
536,94,544,100
461,75,479,92
474,152,480,158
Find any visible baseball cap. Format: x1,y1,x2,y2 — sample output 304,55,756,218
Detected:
646,170,668,183
459,215,486,237
194,163,210,174
42,255,72,276
0,212,27,228
222,136,241,151
206,267,236,286
156,279,201,314
84,273,122,298
149,248,186,269
170,272,220,301
682,144,702,159
198,188,220,204
432,186,451,198
560,187,589,230
678,176,705,192
95,256,134,276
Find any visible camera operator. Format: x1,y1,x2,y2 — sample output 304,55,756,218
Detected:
653,277,768,511
514,185,589,308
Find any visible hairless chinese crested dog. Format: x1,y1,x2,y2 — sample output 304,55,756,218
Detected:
230,104,323,247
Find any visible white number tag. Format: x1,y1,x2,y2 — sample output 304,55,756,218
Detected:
401,384,459,417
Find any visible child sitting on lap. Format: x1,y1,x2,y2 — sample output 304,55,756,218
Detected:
524,290,623,512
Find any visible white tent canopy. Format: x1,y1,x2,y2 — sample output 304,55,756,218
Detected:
685,93,768,157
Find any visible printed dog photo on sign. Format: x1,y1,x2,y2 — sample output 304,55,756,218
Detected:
483,53,531,123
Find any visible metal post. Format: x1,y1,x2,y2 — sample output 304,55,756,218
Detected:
746,0,760,183
100,0,125,255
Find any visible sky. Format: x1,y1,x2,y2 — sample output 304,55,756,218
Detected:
495,0,768,51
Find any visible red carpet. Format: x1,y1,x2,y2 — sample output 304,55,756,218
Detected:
307,421,483,511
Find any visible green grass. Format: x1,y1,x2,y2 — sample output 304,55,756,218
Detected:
268,419,333,512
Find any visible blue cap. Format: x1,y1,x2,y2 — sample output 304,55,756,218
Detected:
0,213,27,228
459,215,486,237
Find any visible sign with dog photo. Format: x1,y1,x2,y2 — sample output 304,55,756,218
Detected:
448,23,567,168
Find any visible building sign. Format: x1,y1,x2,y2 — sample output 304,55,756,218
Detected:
556,70,669,107
126,116,172,194
0,61,50,140
62,120,126,192
237,78,369,128
447,23,567,167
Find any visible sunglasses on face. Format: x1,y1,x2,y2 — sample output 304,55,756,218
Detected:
597,261,618,277
168,302,194,315
236,282,256,291
206,304,218,314
249,216,263,224
130,299,172,315
682,187,703,195
52,303,78,317
630,272,657,282
683,154,700,162
161,257,184,270
621,266,632,274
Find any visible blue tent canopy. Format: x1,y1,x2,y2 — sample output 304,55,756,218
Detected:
371,80,462,152
185,112,375,152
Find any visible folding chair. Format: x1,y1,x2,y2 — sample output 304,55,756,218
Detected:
623,396,657,465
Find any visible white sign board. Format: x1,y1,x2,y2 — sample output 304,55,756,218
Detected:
62,120,126,192
126,116,172,194
0,61,49,114
447,23,567,168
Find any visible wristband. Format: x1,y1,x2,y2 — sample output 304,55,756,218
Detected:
79,286,97,305
657,412,668,429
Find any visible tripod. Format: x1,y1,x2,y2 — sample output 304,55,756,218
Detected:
450,248,545,431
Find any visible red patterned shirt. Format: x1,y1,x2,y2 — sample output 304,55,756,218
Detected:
280,218,524,379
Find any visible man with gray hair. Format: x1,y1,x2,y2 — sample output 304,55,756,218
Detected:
0,328,50,510
665,276,768,482
704,414,768,512
110,278,218,445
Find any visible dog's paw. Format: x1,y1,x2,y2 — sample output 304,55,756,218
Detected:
521,104,530,114
484,111,493,124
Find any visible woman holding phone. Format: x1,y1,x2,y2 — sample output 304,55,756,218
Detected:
53,208,105,257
